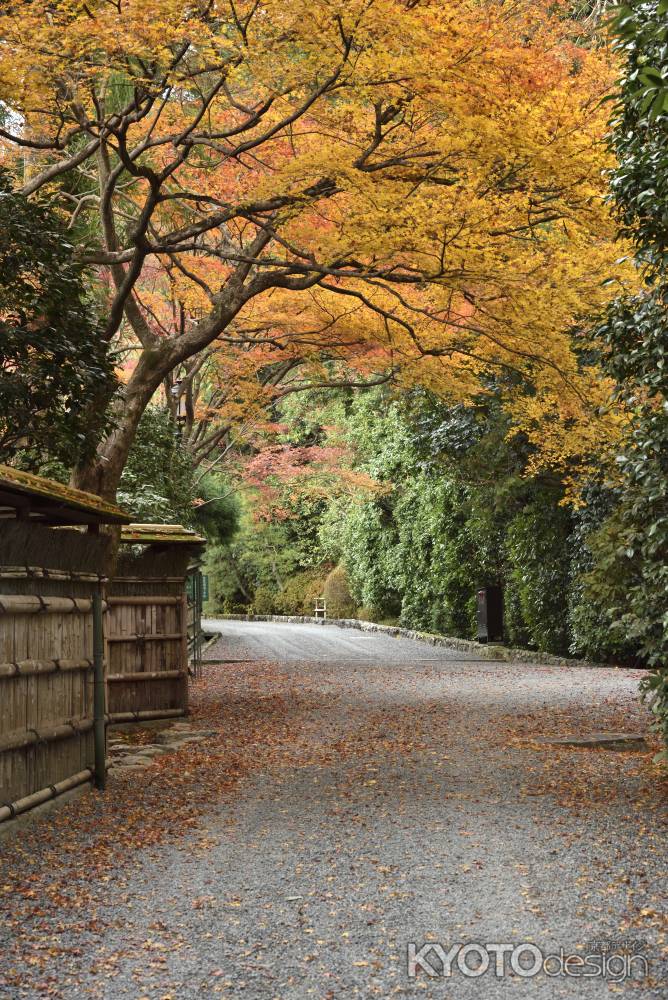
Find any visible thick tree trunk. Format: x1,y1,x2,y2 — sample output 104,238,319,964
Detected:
72,352,166,501
71,289,248,502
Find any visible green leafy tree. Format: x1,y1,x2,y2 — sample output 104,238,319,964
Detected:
117,407,197,524
505,501,573,654
566,483,638,661
588,0,668,754
320,387,635,656
609,0,668,263
0,169,115,468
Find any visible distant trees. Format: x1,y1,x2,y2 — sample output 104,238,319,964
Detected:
315,389,614,656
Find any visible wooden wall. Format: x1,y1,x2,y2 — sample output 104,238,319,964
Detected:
0,569,98,811
105,576,188,722
0,528,196,821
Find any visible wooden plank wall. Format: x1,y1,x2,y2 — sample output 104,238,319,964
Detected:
105,577,188,721
0,575,96,805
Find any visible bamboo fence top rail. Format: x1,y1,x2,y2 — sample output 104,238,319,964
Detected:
120,523,206,546
0,464,130,526
0,594,107,614
109,575,187,584
0,566,107,582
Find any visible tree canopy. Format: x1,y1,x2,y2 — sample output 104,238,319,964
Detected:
0,0,630,497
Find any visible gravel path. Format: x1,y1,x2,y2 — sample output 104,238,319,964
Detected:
0,620,666,998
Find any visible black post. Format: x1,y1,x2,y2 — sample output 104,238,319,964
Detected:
92,584,107,790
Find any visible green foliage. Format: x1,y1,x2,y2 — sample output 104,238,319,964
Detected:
321,497,402,617
276,568,329,615
204,499,328,614
192,475,239,544
393,476,479,636
356,604,382,622
592,0,668,755
0,169,115,468
321,389,572,645
581,507,642,645
586,300,668,739
323,565,357,618
609,1,668,265
203,507,330,615
252,584,278,615
320,391,495,634
641,666,668,754
202,540,249,614
318,388,647,660
117,407,197,524
504,502,572,654
566,484,636,660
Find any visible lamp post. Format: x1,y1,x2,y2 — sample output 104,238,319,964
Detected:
170,379,188,432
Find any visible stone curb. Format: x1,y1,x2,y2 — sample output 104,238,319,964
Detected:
207,614,628,671
201,631,222,656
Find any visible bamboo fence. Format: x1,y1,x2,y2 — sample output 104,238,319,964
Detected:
105,534,203,723
0,524,112,822
0,512,205,822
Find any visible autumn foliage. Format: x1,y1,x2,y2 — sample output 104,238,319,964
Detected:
0,0,630,495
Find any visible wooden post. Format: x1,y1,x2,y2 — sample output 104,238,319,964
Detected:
92,584,106,790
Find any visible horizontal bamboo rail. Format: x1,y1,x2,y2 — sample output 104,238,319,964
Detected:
0,718,93,755
0,658,92,678
0,566,106,583
106,632,182,643
0,769,93,825
107,708,186,724
106,596,180,606
107,669,186,682
110,576,185,583
0,595,105,614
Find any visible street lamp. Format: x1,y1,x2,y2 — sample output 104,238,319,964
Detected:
170,379,188,427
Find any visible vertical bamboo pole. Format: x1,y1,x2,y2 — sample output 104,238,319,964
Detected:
196,570,203,678
181,588,189,714
92,584,106,790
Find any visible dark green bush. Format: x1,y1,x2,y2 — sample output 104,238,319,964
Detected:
277,568,329,615
323,565,357,618
504,502,573,654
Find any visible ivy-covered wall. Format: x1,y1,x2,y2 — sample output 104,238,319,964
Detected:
318,390,625,659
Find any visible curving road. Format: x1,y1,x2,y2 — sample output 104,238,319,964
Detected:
0,619,665,999
205,618,487,664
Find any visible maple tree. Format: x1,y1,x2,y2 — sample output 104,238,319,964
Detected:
165,337,388,480
241,442,381,522
0,0,628,499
